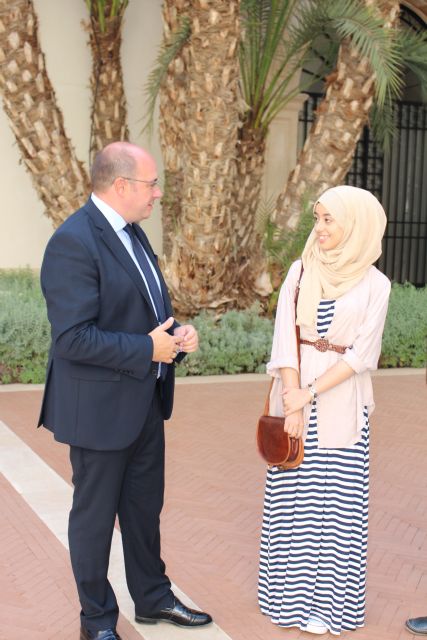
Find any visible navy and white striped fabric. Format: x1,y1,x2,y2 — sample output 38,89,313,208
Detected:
258,299,369,635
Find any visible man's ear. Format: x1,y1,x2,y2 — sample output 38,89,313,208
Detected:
113,177,126,197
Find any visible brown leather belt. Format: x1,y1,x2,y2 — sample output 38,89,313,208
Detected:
300,338,348,354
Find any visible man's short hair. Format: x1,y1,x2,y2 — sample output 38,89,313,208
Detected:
91,148,137,191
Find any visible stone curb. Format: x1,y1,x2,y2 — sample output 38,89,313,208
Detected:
0,367,424,392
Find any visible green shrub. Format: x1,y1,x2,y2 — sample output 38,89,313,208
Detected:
0,269,50,383
175,305,273,377
0,269,425,383
380,282,426,368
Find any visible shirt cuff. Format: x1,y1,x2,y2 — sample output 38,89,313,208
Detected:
342,347,367,374
267,357,300,376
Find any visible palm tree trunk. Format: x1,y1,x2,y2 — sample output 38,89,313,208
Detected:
159,0,191,258
234,123,272,300
86,1,129,161
274,0,400,231
163,0,241,316
0,0,90,227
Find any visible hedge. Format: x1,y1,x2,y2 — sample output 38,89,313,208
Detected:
0,270,425,383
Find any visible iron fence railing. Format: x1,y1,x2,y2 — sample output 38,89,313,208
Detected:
298,93,427,286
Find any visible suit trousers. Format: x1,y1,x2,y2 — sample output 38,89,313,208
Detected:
68,383,173,632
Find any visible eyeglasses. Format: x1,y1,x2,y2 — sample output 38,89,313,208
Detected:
121,177,159,189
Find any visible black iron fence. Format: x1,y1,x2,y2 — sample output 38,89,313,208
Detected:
298,93,427,286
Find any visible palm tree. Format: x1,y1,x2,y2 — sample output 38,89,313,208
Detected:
84,0,129,161
162,0,241,316
235,0,339,300
152,0,191,257
274,0,427,230
148,0,339,308
0,0,90,227
150,0,421,313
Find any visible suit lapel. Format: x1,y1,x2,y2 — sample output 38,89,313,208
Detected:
84,200,158,321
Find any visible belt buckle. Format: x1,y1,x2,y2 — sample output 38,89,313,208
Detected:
314,337,329,352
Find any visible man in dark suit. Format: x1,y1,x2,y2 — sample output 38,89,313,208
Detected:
39,142,212,640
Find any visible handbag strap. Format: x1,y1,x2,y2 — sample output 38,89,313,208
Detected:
264,262,304,415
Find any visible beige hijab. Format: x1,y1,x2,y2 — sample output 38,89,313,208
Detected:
297,185,387,328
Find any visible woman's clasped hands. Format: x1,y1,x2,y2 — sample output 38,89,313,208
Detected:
281,387,312,439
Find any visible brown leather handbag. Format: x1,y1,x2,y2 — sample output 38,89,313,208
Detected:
256,264,304,470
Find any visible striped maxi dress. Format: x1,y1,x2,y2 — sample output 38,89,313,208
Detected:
258,299,369,635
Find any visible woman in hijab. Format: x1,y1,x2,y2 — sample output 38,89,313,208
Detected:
258,186,391,635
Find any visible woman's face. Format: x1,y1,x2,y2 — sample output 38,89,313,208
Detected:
313,202,344,251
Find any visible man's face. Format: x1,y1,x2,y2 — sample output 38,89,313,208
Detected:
121,156,163,223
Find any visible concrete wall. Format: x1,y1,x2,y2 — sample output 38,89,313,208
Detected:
0,0,164,268
0,0,301,269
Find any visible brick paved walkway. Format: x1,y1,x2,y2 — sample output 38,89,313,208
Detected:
0,475,141,640
0,372,426,640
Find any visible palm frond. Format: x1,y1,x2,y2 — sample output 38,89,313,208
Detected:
110,0,128,16
370,28,427,148
85,0,129,32
240,0,300,125
302,34,340,82
142,15,191,136
257,32,338,129
396,28,427,100
370,92,396,152
239,0,421,135
240,0,386,130
256,193,277,233
326,1,404,106
240,0,272,101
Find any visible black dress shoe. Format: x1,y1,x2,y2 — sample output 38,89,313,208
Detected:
406,617,427,635
135,596,212,627
80,628,122,640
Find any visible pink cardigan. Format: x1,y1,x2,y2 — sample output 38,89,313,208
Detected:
267,260,391,448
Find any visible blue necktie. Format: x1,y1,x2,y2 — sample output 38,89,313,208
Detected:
124,223,167,324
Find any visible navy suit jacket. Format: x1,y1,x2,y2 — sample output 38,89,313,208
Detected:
38,198,183,450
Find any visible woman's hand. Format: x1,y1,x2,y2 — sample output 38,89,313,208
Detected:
283,410,304,439
281,387,311,416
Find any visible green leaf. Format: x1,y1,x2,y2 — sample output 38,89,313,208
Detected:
142,15,191,136
0,270,424,381
85,0,129,32
239,0,419,135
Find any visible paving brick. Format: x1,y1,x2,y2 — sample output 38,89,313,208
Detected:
0,372,426,639
0,474,146,640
